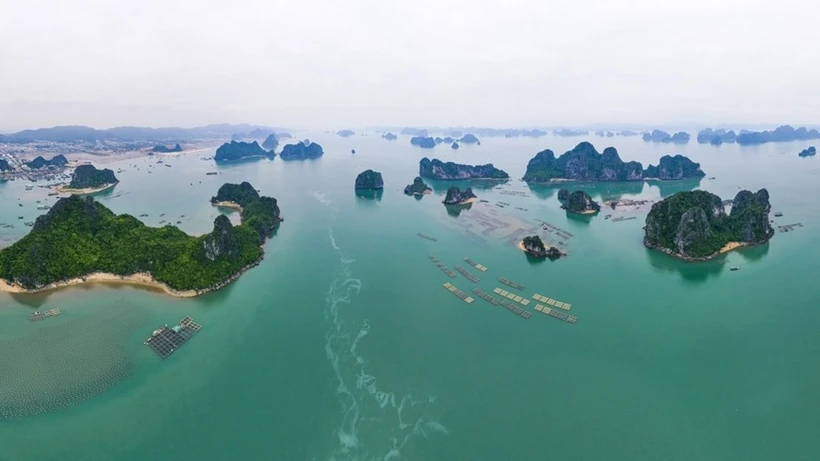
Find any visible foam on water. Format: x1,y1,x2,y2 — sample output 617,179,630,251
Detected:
318,197,447,460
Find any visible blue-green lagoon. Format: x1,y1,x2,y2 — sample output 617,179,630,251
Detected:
2,134,820,460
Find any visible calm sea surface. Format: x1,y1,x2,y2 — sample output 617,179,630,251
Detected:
1,134,819,460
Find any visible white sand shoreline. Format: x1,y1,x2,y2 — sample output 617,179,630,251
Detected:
211,201,243,210
56,182,118,195
0,272,198,298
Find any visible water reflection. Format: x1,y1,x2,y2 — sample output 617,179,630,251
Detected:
645,177,703,197
354,189,383,201
427,178,507,196
738,242,770,262
565,211,595,226
644,247,726,283
444,203,472,217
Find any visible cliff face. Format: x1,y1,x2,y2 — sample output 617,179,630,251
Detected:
354,170,384,190
419,157,509,180
643,155,705,180
261,134,279,151
522,143,644,182
279,141,324,160
644,188,772,259
26,155,68,169
202,215,240,261
561,190,601,213
443,187,476,204
404,177,432,196
522,235,562,259
410,136,436,148
214,141,273,162
68,165,118,189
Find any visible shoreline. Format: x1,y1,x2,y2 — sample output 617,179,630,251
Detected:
211,200,243,210
56,182,118,195
443,197,478,205
645,239,763,262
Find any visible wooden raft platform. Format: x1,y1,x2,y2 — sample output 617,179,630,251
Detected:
442,282,474,304
455,266,480,283
499,299,531,319
532,294,571,310
429,256,456,278
463,257,488,272
417,232,438,242
471,287,501,306
29,308,61,322
499,277,525,290
534,304,577,324
145,316,202,359
777,223,803,233
492,287,530,306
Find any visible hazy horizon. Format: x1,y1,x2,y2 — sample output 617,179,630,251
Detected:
2,0,818,131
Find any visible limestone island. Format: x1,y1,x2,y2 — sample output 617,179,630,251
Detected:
798,146,816,157
410,136,436,148
642,130,690,144
262,134,279,151
419,157,509,180
26,154,68,169
459,134,480,145
280,140,324,160
451,142,460,150
0,183,281,297
151,144,182,153
404,177,432,196
337,129,355,137
519,235,563,260
58,164,119,194
354,170,384,190
214,141,274,162
644,189,773,261
557,189,600,214
522,142,704,182
442,187,477,205
381,132,398,141
210,181,260,210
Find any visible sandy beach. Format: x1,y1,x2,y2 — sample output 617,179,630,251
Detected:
719,241,746,254
211,201,243,210
0,272,198,298
56,181,118,195
445,197,478,205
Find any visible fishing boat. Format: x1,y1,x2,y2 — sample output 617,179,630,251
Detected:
730,266,740,271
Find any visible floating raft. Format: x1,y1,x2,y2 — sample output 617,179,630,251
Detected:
429,256,456,278
611,216,637,222
499,277,525,290
29,308,61,322
492,287,530,306
417,232,438,242
145,316,202,359
777,222,803,233
499,299,531,319
463,257,488,272
471,288,501,306
532,294,571,310
534,304,577,324
455,266,480,283
442,282,474,304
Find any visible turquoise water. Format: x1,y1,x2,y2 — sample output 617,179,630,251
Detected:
1,134,820,460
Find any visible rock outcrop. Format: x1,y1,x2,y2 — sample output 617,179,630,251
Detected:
211,182,260,207
354,170,384,190
337,130,355,137
214,141,273,162
697,128,737,144
451,142,459,150
279,141,324,160
420,158,508,180
559,189,600,214
642,130,690,144
522,235,562,260
522,142,642,182
68,165,118,189
410,136,436,148
643,155,705,180
459,134,480,144
151,144,182,153
381,132,398,141
262,134,279,151
25,155,68,169
798,146,816,157
404,177,432,196
442,187,476,205
0,159,11,171
202,215,240,261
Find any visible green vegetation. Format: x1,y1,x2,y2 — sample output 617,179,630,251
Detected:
419,157,509,180
522,235,562,259
354,170,384,190
68,165,118,189
644,189,772,259
403,177,432,196
0,184,281,291
214,141,273,162
558,189,600,213
211,182,260,207
522,143,643,182
280,141,324,160
643,155,705,180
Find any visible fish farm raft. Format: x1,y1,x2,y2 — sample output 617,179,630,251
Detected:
145,316,202,359
29,308,61,322
455,266,480,283
499,277,525,290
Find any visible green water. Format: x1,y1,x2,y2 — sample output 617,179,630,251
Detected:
1,135,819,460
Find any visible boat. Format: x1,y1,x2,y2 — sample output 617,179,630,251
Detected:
730,266,740,271
774,212,783,217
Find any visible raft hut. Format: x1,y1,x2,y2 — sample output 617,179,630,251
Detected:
145,316,202,359
29,308,61,322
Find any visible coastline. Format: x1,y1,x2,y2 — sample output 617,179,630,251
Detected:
443,197,478,205
211,200,243,210
644,239,761,262
56,182,118,195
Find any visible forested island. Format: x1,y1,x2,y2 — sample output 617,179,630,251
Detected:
404,177,432,196
521,142,704,182
25,155,68,169
410,136,436,148
736,125,820,145
59,165,119,193
520,235,562,260
442,187,477,205
419,158,509,180
151,144,182,153
642,130,690,144
697,128,737,145
354,170,384,190
558,189,600,214
644,189,773,261
798,146,816,157
0,183,281,296
214,141,273,162
280,141,324,160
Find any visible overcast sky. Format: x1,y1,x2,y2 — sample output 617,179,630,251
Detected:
1,0,818,131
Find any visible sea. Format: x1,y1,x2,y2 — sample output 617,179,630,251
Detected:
1,133,819,460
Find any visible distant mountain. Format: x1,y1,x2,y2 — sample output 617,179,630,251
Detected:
337,130,355,137
231,129,275,141
4,124,287,143
642,130,690,144
697,128,737,144
736,125,820,145
553,129,589,137
25,155,68,169
401,128,429,137
410,136,436,149
214,141,273,162
151,144,182,153
381,132,398,141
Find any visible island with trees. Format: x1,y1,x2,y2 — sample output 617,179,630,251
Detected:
522,142,704,182
798,146,816,157
410,136,437,148
519,235,563,260
354,170,384,190
0,182,281,296
262,134,279,151
58,164,119,194
697,128,737,145
25,155,68,170
404,177,432,196
214,141,273,162
381,132,398,141
558,189,600,214
459,134,480,144
644,189,773,261
420,157,509,180
280,141,324,160
642,130,690,144
151,144,182,153
442,187,477,205
736,125,820,145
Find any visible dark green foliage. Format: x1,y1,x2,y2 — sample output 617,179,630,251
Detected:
354,170,384,190
279,141,324,160
25,155,68,169
68,165,118,189
522,143,644,182
557,188,569,202
0,185,281,291
262,134,279,151
561,190,600,213
419,157,508,180
151,144,182,153
643,155,705,180
644,189,772,258
522,235,562,259
214,141,273,162
443,187,476,204
211,182,260,207
404,177,432,196
410,136,436,148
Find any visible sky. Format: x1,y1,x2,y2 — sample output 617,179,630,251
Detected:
1,0,818,131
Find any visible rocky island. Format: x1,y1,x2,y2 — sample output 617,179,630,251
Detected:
280,141,324,160
151,144,182,153
0,183,281,296
451,142,459,150
459,134,480,144
419,157,509,180
519,235,563,260
214,141,273,162
25,155,68,169
410,136,437,148
736,125,820,145
644,189,773,261
442,187,477,205
558,189,600,214
58,164,119,194
262,134,279,151
354,170,384,190
404,177,432,196
798,146,816,157
642,130,690,144
210,181,260,209
381,132,398,141
522,142,704,182
697,128,737,145
337,130,355,137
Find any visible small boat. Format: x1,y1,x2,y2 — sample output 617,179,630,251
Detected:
730,266,741,271
774,212,783,217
